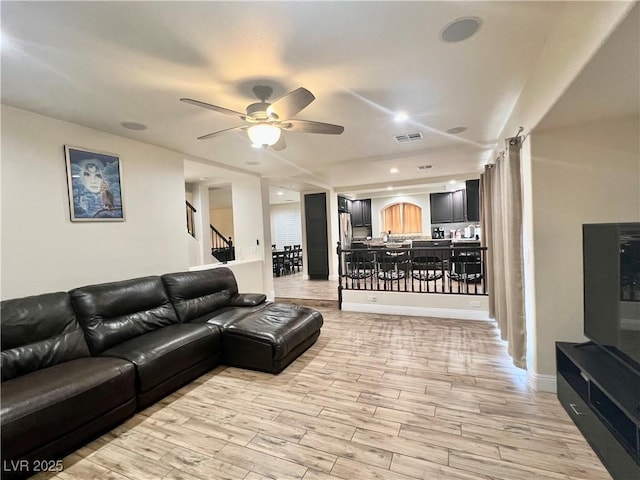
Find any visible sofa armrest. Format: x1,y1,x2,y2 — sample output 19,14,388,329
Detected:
229,293,267,307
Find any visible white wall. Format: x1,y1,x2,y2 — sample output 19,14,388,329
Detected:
528,115,640,377
192,183,212,265
231,177,265,262
1,106,188,298
190,259,266,296
342,290,489,321
210,208,234,239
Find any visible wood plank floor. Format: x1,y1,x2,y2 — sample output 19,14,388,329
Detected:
273,272,338,301
33,307,610,480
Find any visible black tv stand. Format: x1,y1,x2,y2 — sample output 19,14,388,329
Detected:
556,342,640,480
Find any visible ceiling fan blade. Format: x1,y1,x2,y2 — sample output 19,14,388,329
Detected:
197,125,247,140
281,119,344,135
181,98,246,120
267,87,315,120
271,135,287,151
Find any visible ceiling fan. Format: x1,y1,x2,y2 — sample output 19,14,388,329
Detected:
180,85,344,151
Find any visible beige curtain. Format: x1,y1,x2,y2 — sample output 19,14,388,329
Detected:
403,203,422,233
383,204,401,233
481,138,526,368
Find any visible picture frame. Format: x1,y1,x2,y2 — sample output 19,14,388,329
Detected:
64,145,125,222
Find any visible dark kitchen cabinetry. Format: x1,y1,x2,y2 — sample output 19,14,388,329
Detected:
304,193,329,280
452,190,465,223
338,195,351,213
430,193,453,224
429,180,480,224
465,179,480,222
351,199,372,228
556,342,640,480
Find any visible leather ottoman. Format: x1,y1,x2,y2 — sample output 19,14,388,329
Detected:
221,303,323,373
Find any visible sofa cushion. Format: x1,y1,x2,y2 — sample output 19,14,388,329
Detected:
190,302,273,329
99,324,221,394
161,268,239,322
1,292,90,382
71,276,179,355
223,303,323,373
0,357,135,459
229,293,267,307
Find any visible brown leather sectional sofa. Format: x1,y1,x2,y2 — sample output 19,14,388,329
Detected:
1,267,323,478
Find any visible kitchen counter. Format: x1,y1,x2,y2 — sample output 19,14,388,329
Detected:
350,238,481,247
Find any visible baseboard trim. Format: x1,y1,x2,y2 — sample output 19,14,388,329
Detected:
341,302,490,321
527,368,557,393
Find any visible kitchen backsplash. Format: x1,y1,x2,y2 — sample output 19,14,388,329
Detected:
432,222,481,239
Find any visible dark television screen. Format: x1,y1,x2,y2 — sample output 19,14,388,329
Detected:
583,223,640,369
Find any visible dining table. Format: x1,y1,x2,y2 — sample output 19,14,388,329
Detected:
272,248,303,277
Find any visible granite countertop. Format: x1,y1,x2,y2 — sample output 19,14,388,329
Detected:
352,237,481,247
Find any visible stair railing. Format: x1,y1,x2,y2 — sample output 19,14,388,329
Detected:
210,224,235,263
186,201,196,238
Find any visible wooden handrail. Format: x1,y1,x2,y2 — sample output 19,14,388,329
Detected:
338,244,488,296
185,201,196,237
210,224,235,263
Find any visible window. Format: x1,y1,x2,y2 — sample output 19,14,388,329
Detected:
383,202,422,234
272,205,302,248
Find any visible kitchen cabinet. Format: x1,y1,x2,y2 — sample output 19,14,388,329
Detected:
338,195,351,213
465,179,480,222
452,190,465,222
430,181,480,224
304,193,329,280
351,199,372,228
362,199,372,226
430,193,453,224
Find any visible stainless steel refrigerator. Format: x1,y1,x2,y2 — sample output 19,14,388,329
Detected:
339,212,352,249
339,212,352,275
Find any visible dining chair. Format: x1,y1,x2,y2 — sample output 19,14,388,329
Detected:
273,251,286,277
292,245,302,272
282,245,293,275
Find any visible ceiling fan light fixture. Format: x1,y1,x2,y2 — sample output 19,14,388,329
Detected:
247,124,281,147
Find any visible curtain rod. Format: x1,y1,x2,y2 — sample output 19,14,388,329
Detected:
508,126,532,146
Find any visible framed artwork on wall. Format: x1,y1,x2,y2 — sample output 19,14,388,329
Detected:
64,145,125,221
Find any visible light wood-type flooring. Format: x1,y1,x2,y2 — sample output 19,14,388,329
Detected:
274,272,339,302
33,307,610,480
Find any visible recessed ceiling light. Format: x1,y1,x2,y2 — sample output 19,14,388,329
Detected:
199,177,210,181
246,161,259,166
441,17,481,43
390,167,399,174
394,112,409,122
277,191,284,196
446,126,467,135
387,186,394,191
120,121,147,131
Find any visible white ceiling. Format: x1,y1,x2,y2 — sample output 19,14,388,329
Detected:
1,1,635,197
537,4,640,131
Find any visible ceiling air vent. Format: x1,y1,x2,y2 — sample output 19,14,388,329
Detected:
394,132,423,143
417,164,433,171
